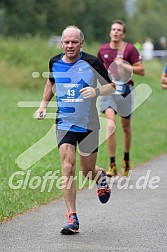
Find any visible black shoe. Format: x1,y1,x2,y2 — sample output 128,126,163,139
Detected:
97,170,111,204
60,213,79,235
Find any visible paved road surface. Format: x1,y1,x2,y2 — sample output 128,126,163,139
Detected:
0,154,167,252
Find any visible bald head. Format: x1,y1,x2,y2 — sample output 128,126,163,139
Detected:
61,26,84,43
61,26,84,63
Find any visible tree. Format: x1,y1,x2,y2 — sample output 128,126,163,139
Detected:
126,0,167,43
0,0,126,42
2,0,167,45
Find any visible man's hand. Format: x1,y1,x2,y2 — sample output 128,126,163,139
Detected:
161,84,167,90
80,87,96,98
34,107,47,120
114,57,124,66
108,58,133,84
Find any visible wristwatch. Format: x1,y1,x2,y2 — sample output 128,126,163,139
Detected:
95,88,100,97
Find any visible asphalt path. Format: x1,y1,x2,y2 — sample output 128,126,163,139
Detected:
0,154,167,252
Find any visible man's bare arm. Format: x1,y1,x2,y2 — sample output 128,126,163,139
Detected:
161,73,167,89
35,79,55,119
132,61,145,76
80,83,115,99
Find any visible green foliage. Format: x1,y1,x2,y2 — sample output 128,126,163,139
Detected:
127,0,167,43
0,36,59,88
0,0,126,42
1,0,167,43
0,36,100,88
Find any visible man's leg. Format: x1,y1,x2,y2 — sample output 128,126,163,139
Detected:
105,108,116,158
105,108,118,177
80,152,111,204
79,152,99,179
120,117,131,176
121,117,131,153
59,143,80,234
59,143,76,214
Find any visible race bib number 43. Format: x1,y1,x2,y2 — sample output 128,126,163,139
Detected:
57,83,85,102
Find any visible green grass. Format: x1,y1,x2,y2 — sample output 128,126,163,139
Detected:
0,36,167,222
0,36,99,89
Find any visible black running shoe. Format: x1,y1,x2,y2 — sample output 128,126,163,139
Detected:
97,170,111,204
60,213,79,235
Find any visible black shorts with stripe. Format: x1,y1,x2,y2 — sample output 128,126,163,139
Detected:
56,129,99,154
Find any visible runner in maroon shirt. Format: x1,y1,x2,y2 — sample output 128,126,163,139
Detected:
97,20,145,177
